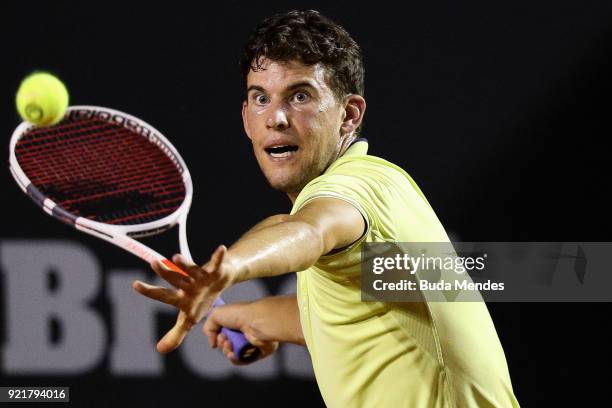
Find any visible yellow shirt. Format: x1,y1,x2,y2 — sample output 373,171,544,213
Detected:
291,140,520,408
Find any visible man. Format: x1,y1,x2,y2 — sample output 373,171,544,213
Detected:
133,10,520,407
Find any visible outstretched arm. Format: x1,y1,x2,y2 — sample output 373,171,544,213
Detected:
133,196,365,353
228,197,365,283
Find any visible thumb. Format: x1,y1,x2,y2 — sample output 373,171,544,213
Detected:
157,311,193,354
242,330,267,348
205,245,227,273
208,303,247,330
203,303,248,346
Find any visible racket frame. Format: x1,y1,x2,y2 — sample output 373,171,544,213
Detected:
9,105,194,265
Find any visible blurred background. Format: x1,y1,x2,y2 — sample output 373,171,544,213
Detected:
1,0,611,406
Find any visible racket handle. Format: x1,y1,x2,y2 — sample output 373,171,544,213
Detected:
212,298,261,363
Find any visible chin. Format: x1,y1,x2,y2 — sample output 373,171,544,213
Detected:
265,173,304,194
260,163,319,195
268,178,299,193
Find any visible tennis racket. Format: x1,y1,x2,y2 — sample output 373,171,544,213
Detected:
9,105,260,362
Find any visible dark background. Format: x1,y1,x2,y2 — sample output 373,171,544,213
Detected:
1,0,611,406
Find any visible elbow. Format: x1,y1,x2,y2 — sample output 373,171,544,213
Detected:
289,220,327,266
304,222,327,259
294,329,307,346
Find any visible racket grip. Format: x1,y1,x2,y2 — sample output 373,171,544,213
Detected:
212,298,261,363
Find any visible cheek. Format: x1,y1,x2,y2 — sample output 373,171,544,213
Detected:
252,104,270,117
247,108,266,125
295,109,331,135
246,110,268,139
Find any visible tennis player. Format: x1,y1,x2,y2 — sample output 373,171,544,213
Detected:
134,10,520,407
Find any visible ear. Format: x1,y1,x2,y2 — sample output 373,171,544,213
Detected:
242,100,252,141
340,94,366,137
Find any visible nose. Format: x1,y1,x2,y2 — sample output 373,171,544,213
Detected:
266,103,289,131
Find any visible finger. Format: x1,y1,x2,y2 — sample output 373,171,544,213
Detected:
212,332,223,349
203,321,219,348
243,331,266,348
218,334,247,365
151,260,194,291
171,254,201,276
221,335,248,365
203,314,222,346
209,304,245,330
217,332,227,350
132,281,180,306
221,334,237,358
224,349,242,366
217,335,233,358
205,245,227,273
152,259,187,278
156,311,194,354
221,334,233,356
156,259,190,278
203,305,244,341
227,353,242,365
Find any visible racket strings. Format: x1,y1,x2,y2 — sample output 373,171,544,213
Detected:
15,117,186,225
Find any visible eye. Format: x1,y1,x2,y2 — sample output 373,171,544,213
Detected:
292,91,310,103
253,94,270,105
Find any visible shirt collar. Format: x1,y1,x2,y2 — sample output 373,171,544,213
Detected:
343,137,369,156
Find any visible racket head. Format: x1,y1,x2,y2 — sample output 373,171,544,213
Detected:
9,106,193,239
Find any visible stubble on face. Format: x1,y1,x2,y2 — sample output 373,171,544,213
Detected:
243,59,348,201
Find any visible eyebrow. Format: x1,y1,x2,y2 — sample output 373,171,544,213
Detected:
246,81,318,95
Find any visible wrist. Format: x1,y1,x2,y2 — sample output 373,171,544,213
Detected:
223,250,249,285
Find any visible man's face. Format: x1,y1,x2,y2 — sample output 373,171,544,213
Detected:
242,59,347,198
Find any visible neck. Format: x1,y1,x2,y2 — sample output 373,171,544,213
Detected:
286,133,358,204
336,133,358,161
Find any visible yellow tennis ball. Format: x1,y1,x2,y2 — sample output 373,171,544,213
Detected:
16,72,69,127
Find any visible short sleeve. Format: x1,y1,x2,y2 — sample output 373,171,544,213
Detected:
291,172,383,258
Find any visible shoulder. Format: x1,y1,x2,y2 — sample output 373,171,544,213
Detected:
292,139,431,216
329,151,406,181
308,149,419,203
293,152,409,219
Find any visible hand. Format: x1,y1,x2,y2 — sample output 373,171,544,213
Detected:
203,303,279,365
133,245,236,354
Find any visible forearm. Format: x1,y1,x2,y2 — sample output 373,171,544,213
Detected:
247,294,304,345
227,218,326,282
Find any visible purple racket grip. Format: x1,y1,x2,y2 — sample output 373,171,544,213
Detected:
212,298,260,363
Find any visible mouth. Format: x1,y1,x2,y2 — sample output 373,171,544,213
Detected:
264,144,299,159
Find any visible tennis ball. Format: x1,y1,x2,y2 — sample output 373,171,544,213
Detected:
16,72,69,127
